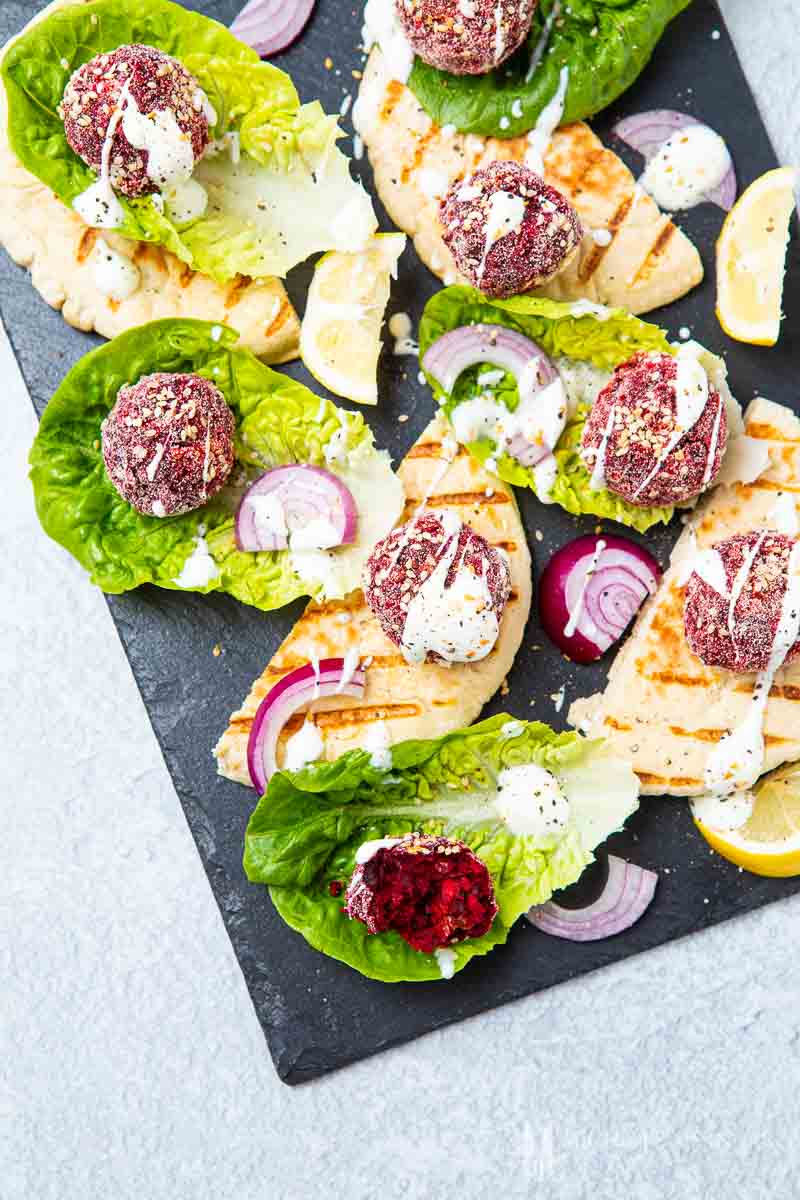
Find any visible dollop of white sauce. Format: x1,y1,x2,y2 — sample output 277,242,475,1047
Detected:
525,66,569,175
355,835,404,865
290,518,342,552
569,299,613,321
434,947,457,980
247,493,289,544
283,719,324,772
362,0,414,84
164,178,208,225
400,511,500,664
173,535,219,588
532,453,559,502
73,81,131,229
640,124,731,211
90,240,141,300
494,763,570,838
121,94,196,191
590,228,613,247
417,167,450,201
363,721,393,770
691,790,754,832
450,363,568,462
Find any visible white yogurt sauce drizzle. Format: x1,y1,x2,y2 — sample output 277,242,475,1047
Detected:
355,836,405,865
434,948,457,980
640,124,732,212
363,721,393,770
73,80,132,229
588,405,615,491
121,93,196,191
525,0,562,82
630,345,710,501
493,0,505,63
476,192,527,285
173,534,219,588
164,178,208,225
524,66,569,175
400,510,498,664
563,540,606,638
691,790,754,832
704,541,800,797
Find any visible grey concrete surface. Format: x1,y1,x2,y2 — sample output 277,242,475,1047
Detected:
2,2,799,1197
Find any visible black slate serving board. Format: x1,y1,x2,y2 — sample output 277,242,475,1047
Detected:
4,0,799,1085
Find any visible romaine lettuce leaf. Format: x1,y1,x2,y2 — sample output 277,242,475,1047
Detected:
419,286,675,533
28,318,403,610
3,0,376,283
407,0,692,139
244,716,639,982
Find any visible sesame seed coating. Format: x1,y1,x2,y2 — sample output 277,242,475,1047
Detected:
580,351,727,508
344,834,498,954
684,531,800,674
101,373,235,517
60,44,210,198
395,0,538,75
363,511,511,663
439,161,583,298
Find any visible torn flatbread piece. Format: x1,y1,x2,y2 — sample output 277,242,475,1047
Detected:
570,397,800,796
0,0,299,363
355,48,703,316
215,416,533,787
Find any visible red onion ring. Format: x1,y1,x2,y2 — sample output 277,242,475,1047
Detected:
612,110,737,212
526,856,658,941
538,534,660,664
422,324,562,468
231,0,316,57
235,464,358,553
247,658,366,793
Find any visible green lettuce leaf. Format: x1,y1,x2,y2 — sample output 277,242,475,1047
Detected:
407,0,692,139
3,0,376,283
418,286,674,532
245,716,639,982
29,318,403,610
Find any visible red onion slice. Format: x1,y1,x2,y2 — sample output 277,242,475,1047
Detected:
231,0,316,56
422,324,562,467
235,464,358,553
247,658,366,793
539,534,660,664
526,856,657,941
612,110,737,212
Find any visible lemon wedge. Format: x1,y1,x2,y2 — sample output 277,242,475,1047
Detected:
693,761,800,877
716,166,797,346
300,233,407,405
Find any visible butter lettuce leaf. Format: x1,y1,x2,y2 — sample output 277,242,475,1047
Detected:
29,318,402,610
419,286,674,533
3,0,375,284
245,716,639,982
407,0,692,139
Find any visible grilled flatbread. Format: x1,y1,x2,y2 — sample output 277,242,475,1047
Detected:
569,397,800,796
0,0,299,363
356,49,703,316
215,416,533,787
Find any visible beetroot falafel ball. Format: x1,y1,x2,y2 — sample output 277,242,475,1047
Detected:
363,510,511,663
345,834,498,954
684,531,800,673
102,373,235,517
580,351,727,508
395,0,538,75
59,45,211,198
440,161,583,299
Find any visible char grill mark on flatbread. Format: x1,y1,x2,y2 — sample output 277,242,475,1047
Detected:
356,49,703,315
214,416,533,787
0,0,300,363
569,397,800,797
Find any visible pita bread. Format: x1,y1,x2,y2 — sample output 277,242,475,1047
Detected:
0,0,300,363
356,49,703,316
215,415,533,787
569,397,800,796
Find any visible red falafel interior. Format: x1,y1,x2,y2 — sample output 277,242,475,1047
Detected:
244,715,640,982
30,318,402,612
418,287,759,535
4,0,376,283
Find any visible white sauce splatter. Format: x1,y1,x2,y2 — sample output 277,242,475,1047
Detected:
363,721,393,770
163,178,208,225
283,720,324,772
121,92,196,191
173,535,219,588
435,948,457,980
495,763,570,838
90,240,140,300
477,191,527,284
355,836,404,865
388,311,419,357
691,790,754,832
640,124,732,211
524,66,569,175
362,0,414,83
